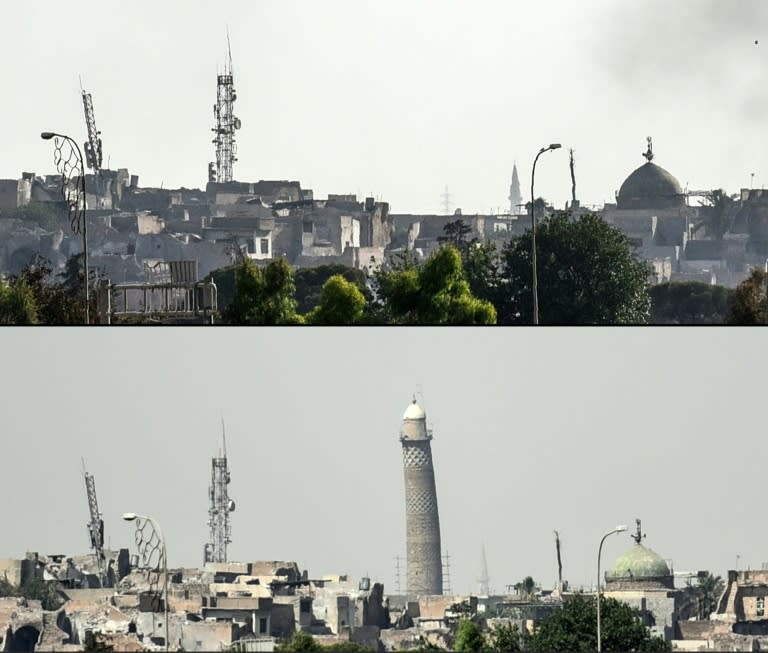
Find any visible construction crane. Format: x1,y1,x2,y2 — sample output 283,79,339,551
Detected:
82,459,107,587
80,85,103,175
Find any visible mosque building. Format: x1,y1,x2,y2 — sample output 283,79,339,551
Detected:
603,519,686,641
602,138,699,284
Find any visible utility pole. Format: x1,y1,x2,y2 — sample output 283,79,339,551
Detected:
569,149,577,207
554,530,563,592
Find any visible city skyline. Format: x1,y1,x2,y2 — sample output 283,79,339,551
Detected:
1,328,765,596
1,0,766,214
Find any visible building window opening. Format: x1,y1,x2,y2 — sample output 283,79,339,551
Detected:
260,238,269,254
758,596,765,617
259,617,268,634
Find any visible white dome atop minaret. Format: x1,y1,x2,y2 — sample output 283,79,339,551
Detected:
401,398,430,441
403,399,426,421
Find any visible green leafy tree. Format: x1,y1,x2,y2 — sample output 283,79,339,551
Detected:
224,258,302,325
500,212,652,324
453,619,486,652
487,622,521,652
527,595,670,652
649,282,733,324
293,264,371,314
437,220,504,309
373,246,496,324
727,267,768,324
305,274,367,325
16,255,84,324
0,277,38,325
694,189,737,242
276,631,321,651
437,219,473,249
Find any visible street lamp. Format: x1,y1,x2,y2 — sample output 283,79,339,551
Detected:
41,131,89,324
597,524,628,653
530,143,562,325
123,512,169,651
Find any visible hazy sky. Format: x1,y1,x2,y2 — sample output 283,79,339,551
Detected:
2,328,766,596
1,1,766,214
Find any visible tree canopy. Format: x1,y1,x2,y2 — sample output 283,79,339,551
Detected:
293,264,371,315
452,619,486,652
0,254,86,325
527,595,670,652
727,267,768,324
373,246,497,324
223,258,302,325
305,274,367,325
499,212,652,324
486,621,521,652
649,281,732,324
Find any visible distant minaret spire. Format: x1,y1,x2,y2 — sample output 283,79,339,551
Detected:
478,543,490,595
509,163,523,214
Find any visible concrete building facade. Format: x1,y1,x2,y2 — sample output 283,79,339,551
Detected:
400,399,443,596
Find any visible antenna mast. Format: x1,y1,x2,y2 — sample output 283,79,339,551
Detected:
441,186,453,215
209,33,241,184
204,421,235,563
82,459,107,587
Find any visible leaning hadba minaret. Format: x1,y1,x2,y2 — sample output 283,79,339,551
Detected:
400,398,443,596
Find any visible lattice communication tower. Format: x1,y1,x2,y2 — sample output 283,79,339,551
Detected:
209,37,241,183
204,422,235,563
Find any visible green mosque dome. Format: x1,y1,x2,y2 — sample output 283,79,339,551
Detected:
616,137,685,210
607,543,671,581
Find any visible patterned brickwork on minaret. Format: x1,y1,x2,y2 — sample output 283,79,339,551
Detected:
400,399,442,596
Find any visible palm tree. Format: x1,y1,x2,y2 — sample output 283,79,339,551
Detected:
697,572,725,619
694,189,737,242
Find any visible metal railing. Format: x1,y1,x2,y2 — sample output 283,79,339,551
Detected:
96,279,217,324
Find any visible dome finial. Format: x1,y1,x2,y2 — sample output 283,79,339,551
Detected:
633,517,646,545
643,136,654,163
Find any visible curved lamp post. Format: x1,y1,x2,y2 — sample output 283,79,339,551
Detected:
123,512,169,651
597,524,627,652
530,143,561,325
41,131,89,324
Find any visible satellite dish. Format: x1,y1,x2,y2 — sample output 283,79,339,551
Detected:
228,500,236,512
234,118,242,130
